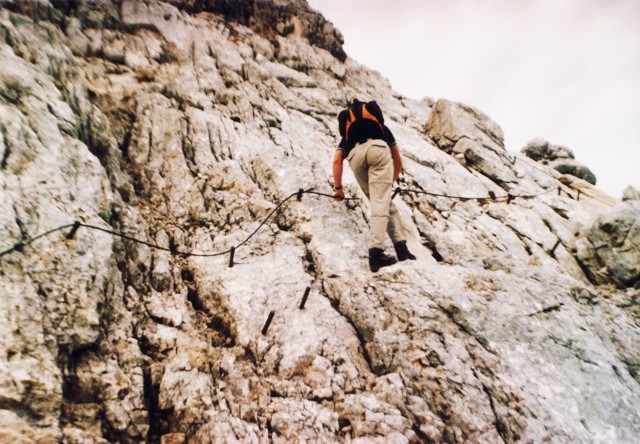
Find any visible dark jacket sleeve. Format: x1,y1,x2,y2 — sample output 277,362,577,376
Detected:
338,109,349,139
382,126,396,147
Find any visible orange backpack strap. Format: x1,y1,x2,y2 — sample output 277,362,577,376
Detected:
345,108,356,142
344,101,385,143
361,104,384,131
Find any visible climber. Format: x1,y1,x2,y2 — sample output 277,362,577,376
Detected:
333,98,416,272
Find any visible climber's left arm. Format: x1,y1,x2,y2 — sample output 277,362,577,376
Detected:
391,143,403,182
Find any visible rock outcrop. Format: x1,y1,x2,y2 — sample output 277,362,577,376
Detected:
623,185,640,202
521,138,597,185
425,99,517,187
169,0,347,62
1,1,639,443
577,201,640,288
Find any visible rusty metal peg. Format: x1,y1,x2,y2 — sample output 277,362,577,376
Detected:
299,287,311,309
229,246,235,268
261,310,275,335
66,221,81,240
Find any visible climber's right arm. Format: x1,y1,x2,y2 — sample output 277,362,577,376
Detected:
333,149,345,202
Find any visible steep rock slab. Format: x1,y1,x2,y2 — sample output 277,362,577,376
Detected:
0,1,639,443
424,99,505,151
0,23,118,441
424,99,518,187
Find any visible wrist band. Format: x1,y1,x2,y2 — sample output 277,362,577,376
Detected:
334,186,343,190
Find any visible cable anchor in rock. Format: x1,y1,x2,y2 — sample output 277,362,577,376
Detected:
66,221,81,240
299,286,311,309
261,310,275,335
229,246,236,268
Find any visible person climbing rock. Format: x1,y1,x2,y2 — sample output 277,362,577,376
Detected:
333,98,416,272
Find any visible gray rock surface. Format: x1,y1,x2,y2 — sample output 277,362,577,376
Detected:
424,99,520,188
521,138,597,185
623,185,640,201
577,201,640,288
521,137,574,161
0,1,638,443
550,158,597,185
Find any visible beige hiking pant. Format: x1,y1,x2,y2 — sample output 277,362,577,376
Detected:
347,139,405,250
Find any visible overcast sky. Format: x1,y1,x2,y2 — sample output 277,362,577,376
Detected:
307,0,640,198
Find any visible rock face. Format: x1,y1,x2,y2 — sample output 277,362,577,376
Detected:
623,185,640,201
521,138,597,185
169,0,347,61
0,1,639,443
425,99,517,187
577,201,640,288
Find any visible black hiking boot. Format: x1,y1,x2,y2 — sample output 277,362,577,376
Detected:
369,248,397,272
394,241,416,261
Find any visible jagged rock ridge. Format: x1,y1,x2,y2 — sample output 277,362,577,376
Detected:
0,1,639,443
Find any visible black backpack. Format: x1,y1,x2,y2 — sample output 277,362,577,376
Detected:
339,99,385,145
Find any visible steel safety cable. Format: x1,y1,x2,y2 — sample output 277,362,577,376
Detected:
0,188,354,260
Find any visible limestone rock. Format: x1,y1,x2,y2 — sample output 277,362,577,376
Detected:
521,137,575,161
522,138,597,185
425,98,505,151
623,185,640,201
0,1,639,443
577,201,640,288
550,158,597,185
167,0,347,61
424,99,521,187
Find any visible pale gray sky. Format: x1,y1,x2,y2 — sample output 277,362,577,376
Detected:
308,0,640,198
